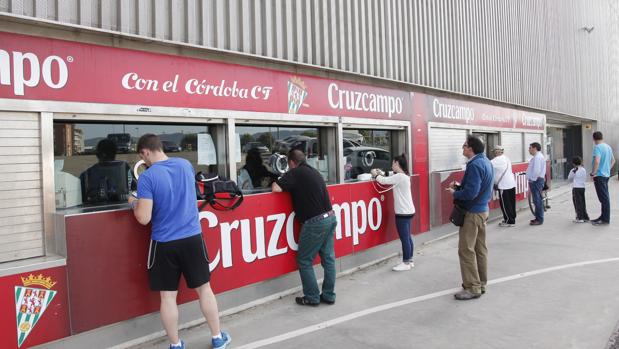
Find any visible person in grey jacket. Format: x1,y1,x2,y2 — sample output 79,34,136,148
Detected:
446,135,494,300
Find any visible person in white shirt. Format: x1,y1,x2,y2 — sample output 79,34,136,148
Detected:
490,145,517,227
371,154,416,272
567,156,590,223
525,142,546,225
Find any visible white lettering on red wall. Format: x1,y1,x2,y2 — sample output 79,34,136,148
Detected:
0,32,413,120
200,198,383,271
328,82,404,118
120,72,274,101
432,98,475,123
521,114,544,128
0,49,69,96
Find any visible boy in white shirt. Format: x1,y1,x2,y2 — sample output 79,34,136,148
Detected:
567,156,590,223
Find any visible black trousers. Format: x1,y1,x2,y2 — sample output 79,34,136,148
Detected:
498,187,516,224
572,188,590,220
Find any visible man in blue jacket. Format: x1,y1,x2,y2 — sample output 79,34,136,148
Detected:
447,135,494,300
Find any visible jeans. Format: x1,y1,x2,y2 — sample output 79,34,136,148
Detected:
529,178,545,223
296,215,338,303
572,188,589,221
593,176,610,222
395,215,414,262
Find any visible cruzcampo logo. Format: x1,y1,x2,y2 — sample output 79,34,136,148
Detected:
287,76,308,114
15,274,57,347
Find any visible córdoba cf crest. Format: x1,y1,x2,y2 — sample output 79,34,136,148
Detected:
287,76,308,114
15,274,57,347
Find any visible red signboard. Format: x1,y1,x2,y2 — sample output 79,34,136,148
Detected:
420,93,546,130
63,180,419,334
0,32,411,120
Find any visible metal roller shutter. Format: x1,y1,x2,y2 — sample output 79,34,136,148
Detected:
524,133,543,161
0,112,44,263
501,132,524,163
429,127,467,172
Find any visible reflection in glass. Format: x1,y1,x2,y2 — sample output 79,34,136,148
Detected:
343,129,394,182
53,122,216,208
236,125,329,193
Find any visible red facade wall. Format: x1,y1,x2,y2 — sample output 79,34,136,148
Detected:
64,179,420,334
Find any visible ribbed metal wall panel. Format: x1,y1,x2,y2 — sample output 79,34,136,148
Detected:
501,132,524,163
428,127,467,172
2,1,619,126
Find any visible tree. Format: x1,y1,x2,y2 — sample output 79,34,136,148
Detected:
258,133,274,147
240,133,253,147
301,130,317,137
181,133,197,151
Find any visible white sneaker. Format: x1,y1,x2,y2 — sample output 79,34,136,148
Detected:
392,262,413,271
572,219,586,223
498,222,515,227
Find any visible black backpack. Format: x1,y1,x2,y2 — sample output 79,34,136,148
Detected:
195,172,244,211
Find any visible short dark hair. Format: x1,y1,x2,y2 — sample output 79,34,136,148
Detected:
572,156,582,166
530,142,541,151
96,138,117,161
137,134,163,153
393,153,409,175
467,135,485,154
287,149,306,166
593,131,603,141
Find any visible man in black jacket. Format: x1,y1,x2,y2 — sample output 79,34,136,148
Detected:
272,149,338,306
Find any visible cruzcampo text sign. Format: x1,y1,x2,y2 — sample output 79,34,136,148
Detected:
0,31,412,120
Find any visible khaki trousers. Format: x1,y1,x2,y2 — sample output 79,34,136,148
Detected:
458,211,488,294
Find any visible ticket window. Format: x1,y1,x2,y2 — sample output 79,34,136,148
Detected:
472,132,499,159
342,128,407,182
53,121,226,209
235,124,336,193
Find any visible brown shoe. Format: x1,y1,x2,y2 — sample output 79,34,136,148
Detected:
529,220,542,225
454,289,482,300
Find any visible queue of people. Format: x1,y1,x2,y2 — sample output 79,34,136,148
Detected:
123,131,614,348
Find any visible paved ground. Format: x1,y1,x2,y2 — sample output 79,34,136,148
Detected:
133,179,619,349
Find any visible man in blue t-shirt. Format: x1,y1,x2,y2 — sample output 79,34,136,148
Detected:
128,134,231,349
590,131,616,226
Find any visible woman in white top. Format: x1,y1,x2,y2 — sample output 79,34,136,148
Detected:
568,156,590,223
372,154,416,271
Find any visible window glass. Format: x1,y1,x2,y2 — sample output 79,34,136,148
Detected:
472,132,499,159
53,122,220,208
236,125,331,193
343,129,394,181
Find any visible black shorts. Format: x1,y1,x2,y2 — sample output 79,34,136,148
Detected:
147,233,211,291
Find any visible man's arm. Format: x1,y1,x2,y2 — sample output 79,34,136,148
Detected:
128,196,153,225
535,155,546,179
453,166,482,201
271,182,283,192
590,156,600,177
